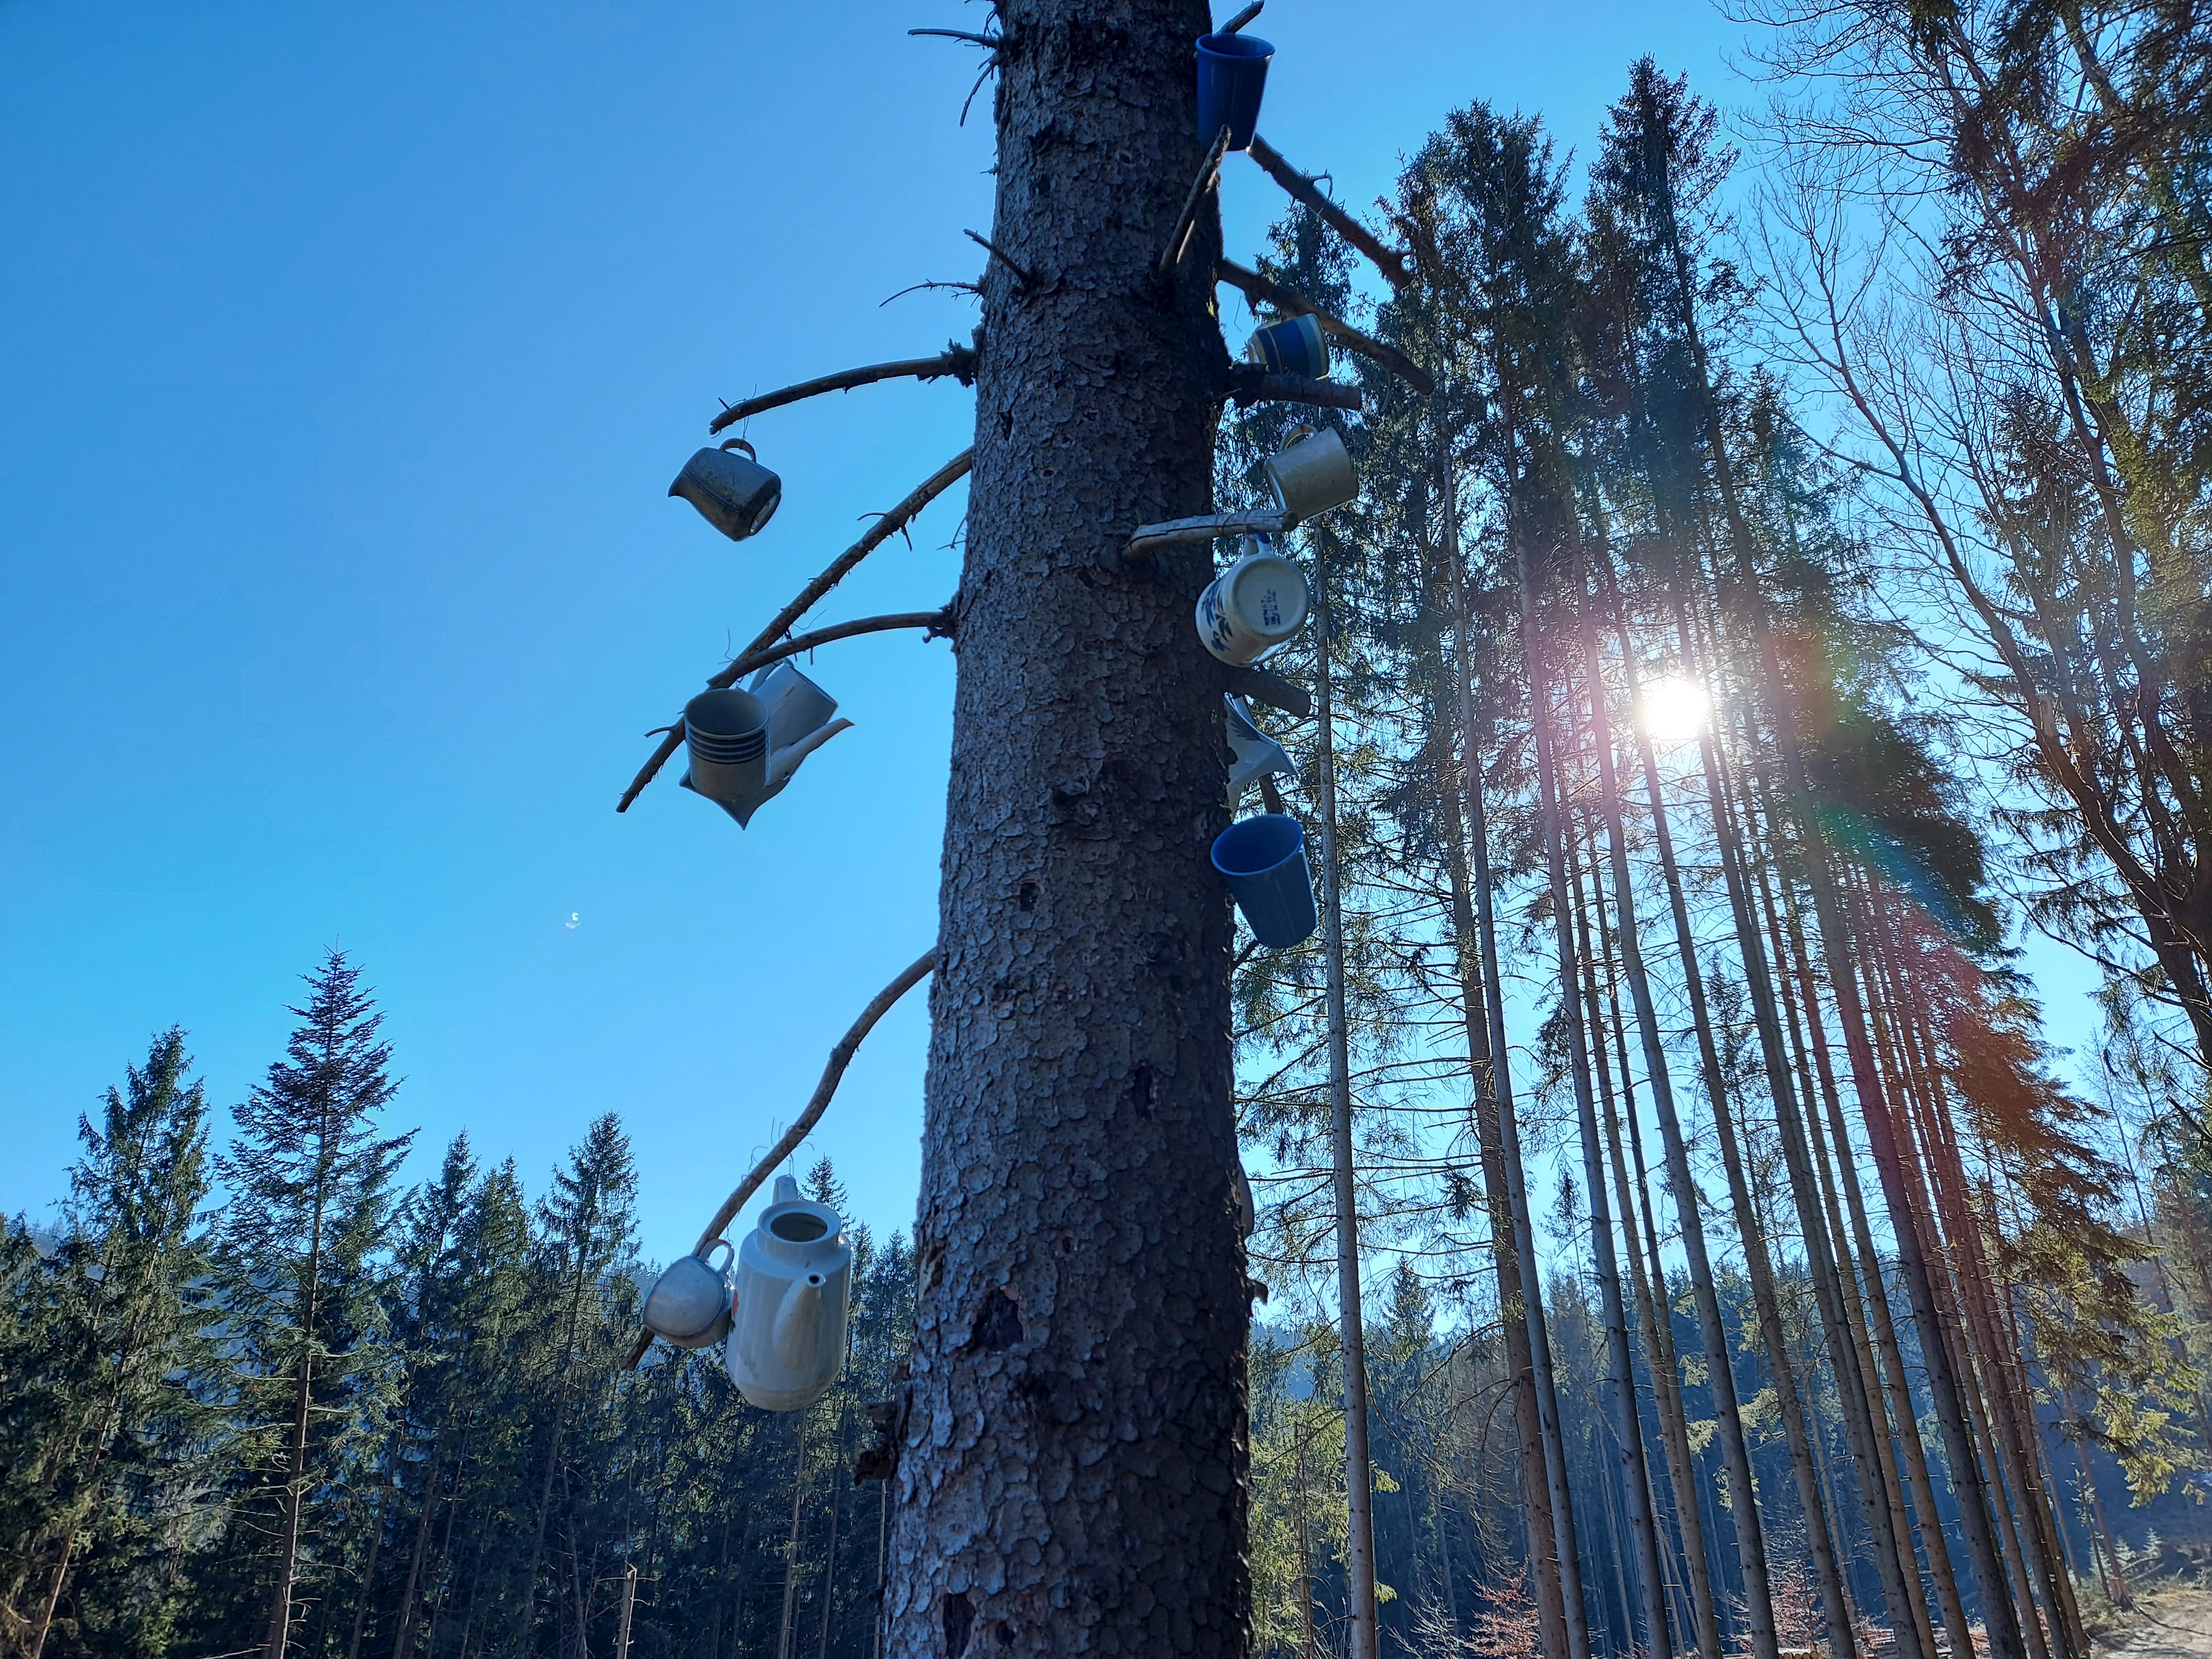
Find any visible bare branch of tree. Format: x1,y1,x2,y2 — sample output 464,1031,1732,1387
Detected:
1245,135,1415,290
1158,125,1233,278
624,947,939,1369
708,345,979,435
617,450,973,812
1217,259,1435,394
1226,365,1362,412
966,228,1039,289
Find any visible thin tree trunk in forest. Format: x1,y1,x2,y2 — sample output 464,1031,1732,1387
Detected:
1441,439,1584,1659
818,1406,849,1659
1771,875,1967,1659
885,6,1250,1648
267,1157,334,1659
1572,542,1775,1659
1314,574,1382,1659
392,1446,448,1659
1742,768,1965,1659
778,1415,807,1659
1515,532,1674,1659
1661,588,1929,1659
346,1468,390,1659
1573,807,1720,1659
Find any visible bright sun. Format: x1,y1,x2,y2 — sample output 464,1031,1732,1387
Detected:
1639,675,1708,742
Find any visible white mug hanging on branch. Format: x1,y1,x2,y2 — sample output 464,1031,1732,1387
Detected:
1264,424,1357,523
641,1239,736,1351
1197,536,1310,666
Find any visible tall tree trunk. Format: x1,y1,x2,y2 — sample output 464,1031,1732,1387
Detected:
1314,575,1381,1659
1436,438,1576,1659
1515,535,1673,1659
1574,821,1717,1659
779,1417,807,1659
1572,543,1777,1659
267,1167,333,1659
885,5,1247,1650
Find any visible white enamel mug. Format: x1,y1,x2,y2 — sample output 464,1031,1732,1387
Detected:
1197,540,1311,666
1264,424,1358,523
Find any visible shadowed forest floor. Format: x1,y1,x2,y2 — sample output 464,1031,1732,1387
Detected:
2094,1587,2212,1659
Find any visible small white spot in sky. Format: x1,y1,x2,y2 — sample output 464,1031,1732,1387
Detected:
564,912,581,932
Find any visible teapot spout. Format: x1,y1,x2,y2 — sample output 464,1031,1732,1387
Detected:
772,1274,826,1373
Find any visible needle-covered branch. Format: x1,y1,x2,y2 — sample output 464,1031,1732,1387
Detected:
616,449,973,812
623,946,939,1370
1244,136,1415,291
707,344,979,435
1218,259,1435,395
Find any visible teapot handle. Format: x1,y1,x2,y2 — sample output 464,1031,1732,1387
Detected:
720,437,759,460
702,1237,735,1273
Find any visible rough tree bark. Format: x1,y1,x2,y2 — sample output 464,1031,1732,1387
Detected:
884,4,1251,1654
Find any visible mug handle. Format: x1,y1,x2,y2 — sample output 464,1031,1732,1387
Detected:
720,438,759,460
702,1237,734,1273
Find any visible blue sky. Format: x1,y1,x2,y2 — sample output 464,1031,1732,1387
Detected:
2,0,1989,1263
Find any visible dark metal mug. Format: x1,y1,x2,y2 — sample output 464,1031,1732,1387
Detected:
670,438,783,542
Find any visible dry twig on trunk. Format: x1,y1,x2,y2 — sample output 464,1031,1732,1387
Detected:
623,948,940,1370
616,450,973,812
1157,125,1233,278
1244,136,1415,291
1217,260,1435,395
965,229,1040,291
708,346,979,435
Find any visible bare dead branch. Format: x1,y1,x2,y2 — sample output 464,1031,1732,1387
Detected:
965,228,1038,289
908,28,998,47
1244,136,1415,291
881,280,983,307
1217,259,1435,394
1225,365,1361,411
1219,1,1265,33
1157,125,1233,278
624,947,939,1370
616,450,973,812
1125,508,1291,556
707,345,979,434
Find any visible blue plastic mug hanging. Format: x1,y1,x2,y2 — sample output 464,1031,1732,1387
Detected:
1196,31,1272,151
1211,812,1318,949
1245,314,1328,380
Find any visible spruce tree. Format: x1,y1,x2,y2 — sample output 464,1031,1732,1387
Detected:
208,952,412,1659
0,1028,218,1659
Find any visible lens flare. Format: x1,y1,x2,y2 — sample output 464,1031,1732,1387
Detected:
1639,675,1708,742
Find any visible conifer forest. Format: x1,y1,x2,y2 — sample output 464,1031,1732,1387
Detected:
11,3,2212,1658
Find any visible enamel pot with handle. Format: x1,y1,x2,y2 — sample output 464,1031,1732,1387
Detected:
642,1239,736,1351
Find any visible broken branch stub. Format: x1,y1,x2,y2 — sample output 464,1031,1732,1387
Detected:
1225,366,1361,412
707,344,980,435
1124,508,1292,558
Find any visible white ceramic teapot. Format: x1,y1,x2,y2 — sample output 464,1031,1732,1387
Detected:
725,1176,853,1412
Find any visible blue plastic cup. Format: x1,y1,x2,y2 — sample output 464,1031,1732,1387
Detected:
1211,813,1318,949
1196,33,1272,152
